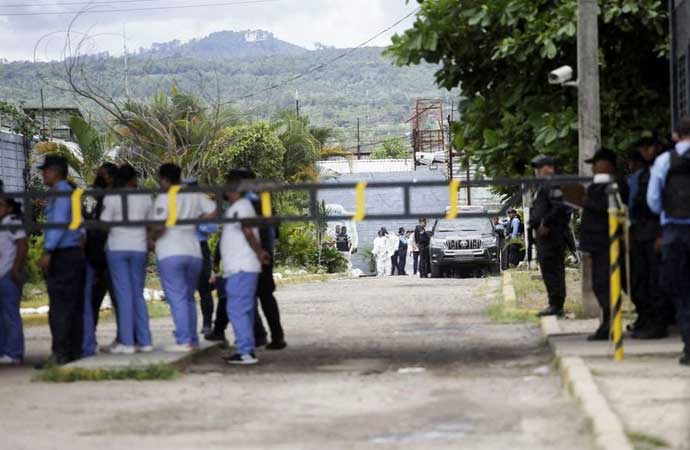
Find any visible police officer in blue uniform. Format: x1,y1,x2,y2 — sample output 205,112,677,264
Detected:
530,155,571,317
38,154,87,365
627,140,669,339
647,117,690,366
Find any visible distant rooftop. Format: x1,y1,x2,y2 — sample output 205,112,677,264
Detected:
317,159,414,176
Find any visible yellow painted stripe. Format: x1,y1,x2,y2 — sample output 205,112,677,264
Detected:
261,192,272,218
608,207,624,361
165,185,182,228
445,180,461,220
353,181,367,222
68,188,84,231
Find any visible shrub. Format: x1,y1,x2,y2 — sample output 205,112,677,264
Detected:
26,235,44,284
311,246,347,274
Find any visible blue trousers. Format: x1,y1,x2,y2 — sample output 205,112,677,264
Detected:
226,272,259,355
82,264,97,357
661,225,690,354
0,274,24,360
159,256,202,345
108,251,151,347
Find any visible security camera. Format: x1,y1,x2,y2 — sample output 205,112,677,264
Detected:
548,65,574,85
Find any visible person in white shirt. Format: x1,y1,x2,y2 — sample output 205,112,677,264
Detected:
220,170,271,365
150,163,216,353
0,195,28,364
100,164,154,355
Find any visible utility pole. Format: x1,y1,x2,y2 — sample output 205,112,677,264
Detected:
123,24,130,98
40,88,46,139
447,99,454,181
356,118,361,160
295,90,300,117
577,0,601,176
578,0,602,318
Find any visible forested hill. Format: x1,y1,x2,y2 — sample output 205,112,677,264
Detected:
0,30,455,145
140,30,308,60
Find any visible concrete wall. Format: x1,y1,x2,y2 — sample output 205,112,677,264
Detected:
0,131,26,191
317,167,449,272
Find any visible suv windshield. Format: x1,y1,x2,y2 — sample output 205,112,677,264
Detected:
434,218,493,234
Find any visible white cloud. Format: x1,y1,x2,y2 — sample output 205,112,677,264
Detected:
0,0,418,61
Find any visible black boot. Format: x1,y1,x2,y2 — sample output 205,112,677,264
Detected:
587,326,610,341
680,353,689,366
632,323,668,340
537,306,564,317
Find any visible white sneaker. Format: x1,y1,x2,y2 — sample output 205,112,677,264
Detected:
164,344,194,353
100,339,119,353
0,355,21,365
136,345,154,353
109,344,136,355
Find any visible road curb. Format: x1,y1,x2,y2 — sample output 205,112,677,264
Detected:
557,355,633,450
499,273,633,450
539,315,634,450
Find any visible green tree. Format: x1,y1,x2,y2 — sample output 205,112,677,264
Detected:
369,137,410,159
272,111,321,181
206,122,286,182
113,87,241,179
69,116,110,184
387,0,669,180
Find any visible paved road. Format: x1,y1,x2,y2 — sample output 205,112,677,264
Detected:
1,276,592,450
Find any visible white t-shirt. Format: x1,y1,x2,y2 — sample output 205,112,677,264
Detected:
101,194,153,253
0,215,26,278
220,198,261,275
152,191,216,260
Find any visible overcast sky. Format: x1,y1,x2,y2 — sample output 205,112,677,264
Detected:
0,0,419,61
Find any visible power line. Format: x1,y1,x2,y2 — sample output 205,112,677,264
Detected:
0,0,279,16
221,7,421,105
0,0,165,7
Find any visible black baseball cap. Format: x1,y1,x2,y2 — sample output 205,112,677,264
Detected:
38,154,68,171
585,148,617,165
530,154,556,168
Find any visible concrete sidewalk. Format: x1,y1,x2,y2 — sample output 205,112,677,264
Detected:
548,318,690,450
23,317,222,371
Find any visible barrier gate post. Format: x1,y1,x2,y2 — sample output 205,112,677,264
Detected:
607,183,624,361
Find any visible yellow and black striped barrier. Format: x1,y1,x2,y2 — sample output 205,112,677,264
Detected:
607,184,625,362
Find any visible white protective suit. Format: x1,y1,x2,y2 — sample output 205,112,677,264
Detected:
385,233,399,275
372,235,389,276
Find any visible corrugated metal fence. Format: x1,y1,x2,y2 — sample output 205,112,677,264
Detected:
0,131,27,191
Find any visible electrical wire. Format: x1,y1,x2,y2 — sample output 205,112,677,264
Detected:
0,0,166,8
0,0,279,16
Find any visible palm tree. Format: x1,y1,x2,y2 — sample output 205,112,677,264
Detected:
69,116,110,184
113,87,241,178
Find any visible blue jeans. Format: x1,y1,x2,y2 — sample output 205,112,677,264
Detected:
159,256,202,345
0,274,24,360
82,264,97,357
226,272,260,355
108,251,151,347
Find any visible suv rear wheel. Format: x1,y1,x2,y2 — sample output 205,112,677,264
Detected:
430,263,442,278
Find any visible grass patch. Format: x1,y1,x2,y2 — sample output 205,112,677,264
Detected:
626,431,670,450
511,269,583,318
276,273,331,286
34,363,178,383
486,301,539,324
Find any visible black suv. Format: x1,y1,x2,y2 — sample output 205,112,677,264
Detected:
428,213,500,277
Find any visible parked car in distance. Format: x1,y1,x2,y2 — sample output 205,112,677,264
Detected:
429,207,500,278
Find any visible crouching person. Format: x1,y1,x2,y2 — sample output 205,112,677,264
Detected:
221,170,271,365
0,196,28,365
151,163,216,353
